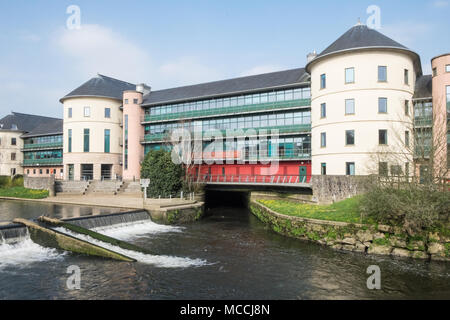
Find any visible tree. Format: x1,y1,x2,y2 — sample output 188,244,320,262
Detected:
140,149,184,198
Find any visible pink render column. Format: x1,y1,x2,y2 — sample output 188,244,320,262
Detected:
122,89,144,181
431,54,450,177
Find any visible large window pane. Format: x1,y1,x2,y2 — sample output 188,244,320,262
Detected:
378,66,387,82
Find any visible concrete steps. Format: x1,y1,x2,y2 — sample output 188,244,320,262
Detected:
118,181,143,196
87,180,123,195
55,181,90,195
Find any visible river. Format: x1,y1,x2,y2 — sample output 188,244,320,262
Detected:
0,199,449,299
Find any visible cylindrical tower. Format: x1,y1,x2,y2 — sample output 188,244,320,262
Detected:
431,53,450,174
60,74,135,180
122,89,144,181
306,24,421,176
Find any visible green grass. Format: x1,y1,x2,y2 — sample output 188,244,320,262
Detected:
0,187,49,199
257,196,372,224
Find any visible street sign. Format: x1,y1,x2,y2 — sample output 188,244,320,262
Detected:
140,179,150,188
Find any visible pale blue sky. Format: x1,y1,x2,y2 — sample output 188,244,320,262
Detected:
0,0,448,117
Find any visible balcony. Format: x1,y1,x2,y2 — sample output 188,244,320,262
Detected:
141,99,311,123
23,142,63,151
141,124,311,143
414,117,432,128
22,158,63,167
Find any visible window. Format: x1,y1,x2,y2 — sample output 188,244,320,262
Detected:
320,74,326,89
404,69,409,85
320,103,326,118
379,129,388,145
378,66,387,82
104,129,110,153
379,162,388,176
345,67,354,84
346,162,355,176
84,106,90,117
391,165,402,176
433,68,437,77
68,108,72,118
33,169,36,174
345,99,355,115
68,129,72,153
83,128,90,152
446,65,450,73
11,153,16,161
321,163,327,175
345,130,355,145
405,100,409,116
124,99,129,104
11,138,16,146
320,132,326,147
105,108,111,118
378,98,387,113
39,169,43,174
46,169,50,174
405,131,410,147
27,169,30,174
133,99,138,104
11,168,16,176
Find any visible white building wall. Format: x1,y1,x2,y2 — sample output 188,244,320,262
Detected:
62,97,123,180
0,131,23,176
310,50,416,175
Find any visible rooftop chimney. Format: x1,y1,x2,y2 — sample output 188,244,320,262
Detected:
307,51,317,63
136,83,151,96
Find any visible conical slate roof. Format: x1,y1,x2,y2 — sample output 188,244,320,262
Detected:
60,74,136,102
306,24,422,74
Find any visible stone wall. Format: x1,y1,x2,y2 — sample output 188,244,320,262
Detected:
249,200,449,262
311,175,376,204
24,176,55,196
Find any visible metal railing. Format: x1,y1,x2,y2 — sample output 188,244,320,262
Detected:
191,174,311,185
23,142,63,150
142,124,311,143
22,158,63,166
142,99,311,123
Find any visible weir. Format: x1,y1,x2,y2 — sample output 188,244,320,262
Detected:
63,210,151,230
0,224,29,244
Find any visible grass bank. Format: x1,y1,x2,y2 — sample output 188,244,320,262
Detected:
256,196,374,224
0,187,49,199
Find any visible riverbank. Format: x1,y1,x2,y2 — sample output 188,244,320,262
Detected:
0,194,204,225
0,187,48,199
249,199,449,262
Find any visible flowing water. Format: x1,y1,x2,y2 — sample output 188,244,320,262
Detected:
0,199,449,300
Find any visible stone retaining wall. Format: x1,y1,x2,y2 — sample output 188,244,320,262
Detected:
249,200,449,262
311,175,376,204
24,176,55,196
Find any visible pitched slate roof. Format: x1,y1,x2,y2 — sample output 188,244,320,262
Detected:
21,119,63,137
60,74,136,102
413,75,433,99
142,68,309,106
306,24,422,74
0,112,61,135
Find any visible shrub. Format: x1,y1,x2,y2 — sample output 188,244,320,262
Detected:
359,186,449,235
140,149,184,198
0,176,11,188
11,175,24,187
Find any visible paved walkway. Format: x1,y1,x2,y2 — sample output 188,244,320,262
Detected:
1,194,197,211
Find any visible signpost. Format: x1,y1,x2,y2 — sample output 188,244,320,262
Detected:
140,179,150,200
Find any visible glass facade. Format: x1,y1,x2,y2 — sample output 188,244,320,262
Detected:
414,101,432,127
24,135,63,149
23,150,62,166
143,87,311,122
68,129,72,153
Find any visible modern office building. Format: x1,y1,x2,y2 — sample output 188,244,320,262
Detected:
2,23,448,183
0,112,63,177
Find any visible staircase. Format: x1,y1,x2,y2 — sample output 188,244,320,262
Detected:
56,181,90,195
118,181,143,196
87,180,124,195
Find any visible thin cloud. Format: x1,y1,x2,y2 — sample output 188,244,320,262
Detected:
239,64,285,77
381,22,433,48
433,1,448,7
